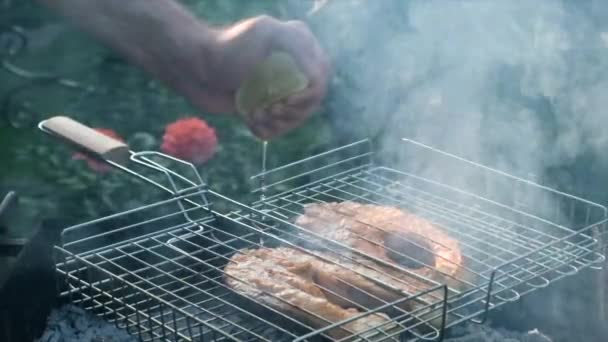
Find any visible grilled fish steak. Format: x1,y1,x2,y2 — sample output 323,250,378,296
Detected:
293,201,474,331
224,247,403,341
294,201,469,291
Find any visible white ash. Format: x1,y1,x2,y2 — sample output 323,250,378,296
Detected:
38,304,553,342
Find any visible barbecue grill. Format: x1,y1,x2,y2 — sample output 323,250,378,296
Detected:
38,116,608,342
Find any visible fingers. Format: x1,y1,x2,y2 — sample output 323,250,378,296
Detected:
284,21,330,112
243,99,319,140
276,20,330,91
244,110,277,140
236,16,331,140
244,82,324,140
285,83,324,109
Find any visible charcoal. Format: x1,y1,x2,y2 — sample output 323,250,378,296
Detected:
37,305,135,342
37,303,556,342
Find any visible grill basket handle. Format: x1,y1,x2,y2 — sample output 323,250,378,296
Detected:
38,115,130,166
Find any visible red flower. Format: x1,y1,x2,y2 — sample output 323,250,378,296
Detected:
72,128,124,173
161,117,218,165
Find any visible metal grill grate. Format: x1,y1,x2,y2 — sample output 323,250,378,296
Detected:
249,138,608,331
54,186,450,342
50,137,608,342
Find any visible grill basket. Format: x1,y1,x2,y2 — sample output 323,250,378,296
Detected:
40,117,608,342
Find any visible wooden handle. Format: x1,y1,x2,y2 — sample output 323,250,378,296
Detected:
39,115,130,166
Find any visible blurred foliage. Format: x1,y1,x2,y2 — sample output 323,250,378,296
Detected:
0,0,334,237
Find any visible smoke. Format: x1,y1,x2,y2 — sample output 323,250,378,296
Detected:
289,0,608,227
303,0,608,180
287,0,608,340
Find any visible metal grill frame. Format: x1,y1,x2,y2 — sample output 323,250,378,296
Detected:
53,186,451,342
39,117,460,342
249,138,608,331
48,136,608,342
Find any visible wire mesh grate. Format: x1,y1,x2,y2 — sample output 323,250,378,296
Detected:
54,186,450,342
249,138,608,330
50,138,608,342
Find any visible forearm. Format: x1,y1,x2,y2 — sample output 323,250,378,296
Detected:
37,0,216,93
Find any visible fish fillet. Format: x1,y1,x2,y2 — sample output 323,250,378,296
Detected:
224,247,402,341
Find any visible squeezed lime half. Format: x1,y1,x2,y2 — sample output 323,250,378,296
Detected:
236,52,309,115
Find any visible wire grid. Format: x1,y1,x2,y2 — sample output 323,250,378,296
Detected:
249,138,608,330
41,118,453,341
54,186,450,342
50,138,608,342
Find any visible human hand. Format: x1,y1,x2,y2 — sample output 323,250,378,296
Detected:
176,15,331,140
37,0,329,139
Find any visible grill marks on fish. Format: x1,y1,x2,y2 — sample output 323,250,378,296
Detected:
223,201,470,339
224,247,400,340
294,201,468,291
